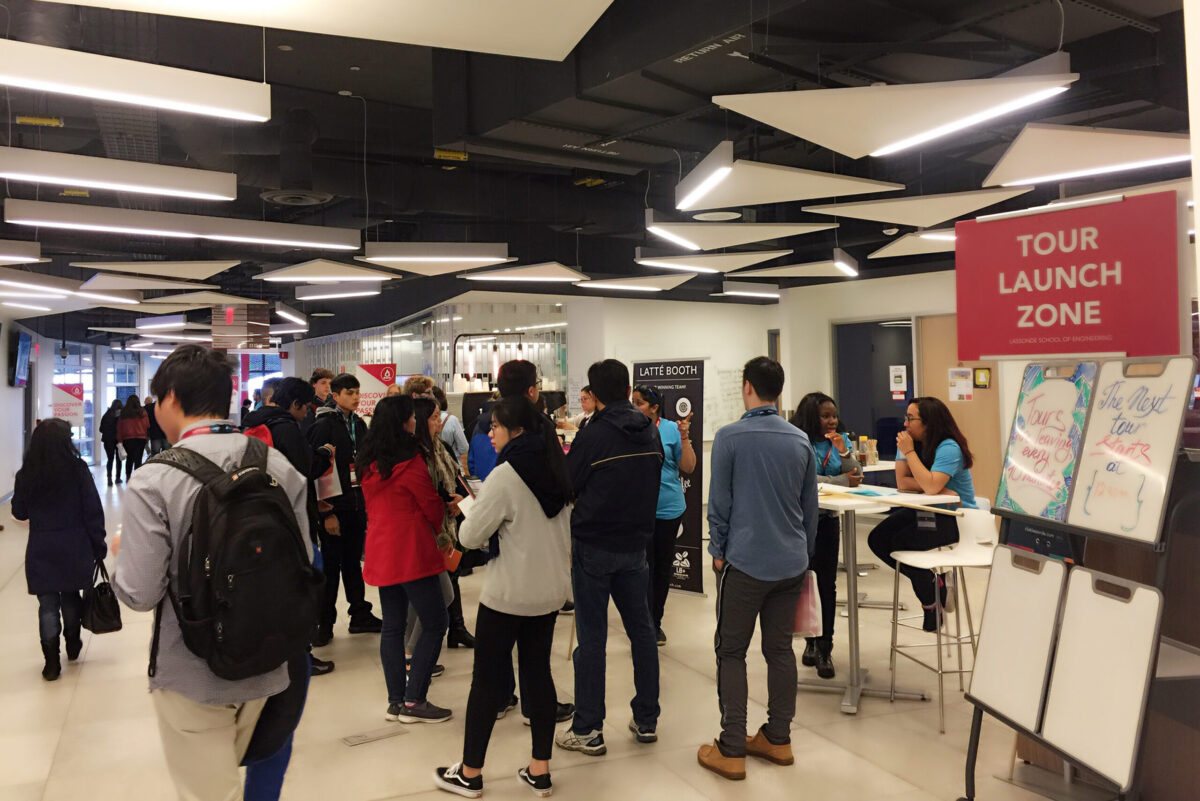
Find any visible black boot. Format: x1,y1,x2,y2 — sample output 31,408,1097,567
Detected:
41,639,61,681
802,638,820,667
446,571,475,648
815,641,836,680
65,626,83,662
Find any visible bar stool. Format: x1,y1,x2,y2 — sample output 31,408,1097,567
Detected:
888,506,997,732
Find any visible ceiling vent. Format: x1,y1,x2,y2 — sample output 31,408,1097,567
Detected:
259,188,334,207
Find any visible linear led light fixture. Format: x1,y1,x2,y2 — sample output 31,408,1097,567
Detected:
136,313,187,330
976,194,1125,223
269,325,308,335
127,340,160,350
0,238,41,263
358,242,512,268
918,231,957,242
579,281,664,293
832,247,859,277
871,85,1071,157
386,332,414,338
998,154,1191,187
676,141,733,211
0,146,237,200
2,300,51,311
295,282,382,301
721,279,780,299
634,246,723,274
645,210,701,250
5,199,360,250
0,289,68,299
0,37,271,122
514,321,568,331
274,301,307,327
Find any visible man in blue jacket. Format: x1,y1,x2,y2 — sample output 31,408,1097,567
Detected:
556,359,663,756
699,356,819,781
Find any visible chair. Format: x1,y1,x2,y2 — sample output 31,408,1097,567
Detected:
888,506,997,733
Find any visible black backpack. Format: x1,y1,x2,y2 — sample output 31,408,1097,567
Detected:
148,437,323,681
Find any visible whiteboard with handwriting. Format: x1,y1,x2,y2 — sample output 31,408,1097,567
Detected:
1067,358,1195,543
995,362,1097,521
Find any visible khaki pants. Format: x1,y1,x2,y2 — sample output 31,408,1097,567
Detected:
151,689,268,801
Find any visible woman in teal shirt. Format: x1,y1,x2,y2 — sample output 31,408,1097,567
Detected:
868,396,977,631
633,385,696,646
790,392,860,679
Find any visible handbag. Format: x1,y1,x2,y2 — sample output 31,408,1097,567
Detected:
792,570,822,639
81,560,123,634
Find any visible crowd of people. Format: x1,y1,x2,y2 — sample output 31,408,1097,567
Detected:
13,345,977,800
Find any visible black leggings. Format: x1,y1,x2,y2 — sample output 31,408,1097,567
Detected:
867,509,959,606
647,515,681,629
463,605,557,769
103,442,122,482
808,513,841,648
122,438,147,479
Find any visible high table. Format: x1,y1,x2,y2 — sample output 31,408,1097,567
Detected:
801,487,962,714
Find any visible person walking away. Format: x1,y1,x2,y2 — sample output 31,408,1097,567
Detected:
117,394,150,479
867,396,977,631
99,398,124,485
556,359,663,757
631,385,696,647
432,385,470,474
145,396,168,456
111,345,314,801
12,418,107,681
699,357,819,781
359,396,457,724
307,373,383,645
789,392,861,680
433,396,573,798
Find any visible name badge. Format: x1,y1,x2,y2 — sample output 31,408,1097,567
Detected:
349,464,360,487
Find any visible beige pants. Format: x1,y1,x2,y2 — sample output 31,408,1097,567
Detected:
151,689,269,801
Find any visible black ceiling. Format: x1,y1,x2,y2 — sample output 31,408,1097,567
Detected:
2,0,1189,343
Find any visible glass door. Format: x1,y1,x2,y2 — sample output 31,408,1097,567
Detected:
53,343,96,463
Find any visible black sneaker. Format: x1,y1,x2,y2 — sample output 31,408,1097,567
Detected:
433,763,482,798
560,601,574,615
628,717,657,743
407,659,446,678
310,655,335,676
312,627,333,648
392,700,453,724
655,627,667,646
497,694,519,720
517,767,553,798
348,613,383,634
524,701,576,726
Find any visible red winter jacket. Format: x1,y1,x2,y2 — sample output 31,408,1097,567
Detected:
361,454,447,587
116,412,149,442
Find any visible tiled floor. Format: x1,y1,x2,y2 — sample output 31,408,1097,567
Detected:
0,466,1045,801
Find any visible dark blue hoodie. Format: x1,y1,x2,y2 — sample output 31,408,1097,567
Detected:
468,400,498,479
566,399,663,553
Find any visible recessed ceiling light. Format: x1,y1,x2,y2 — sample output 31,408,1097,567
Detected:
349,65,361,71
276,44,293,52
338,90,353,97
692,211,742,221
310,311,335,317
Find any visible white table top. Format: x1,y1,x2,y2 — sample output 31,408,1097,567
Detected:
817,486,962,511
860,460,896,473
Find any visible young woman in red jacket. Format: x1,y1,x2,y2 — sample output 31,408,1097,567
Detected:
359,395,460,725
116,395,150,479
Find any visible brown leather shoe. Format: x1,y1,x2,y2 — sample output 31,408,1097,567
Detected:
697,741,746,780
746,730,794,765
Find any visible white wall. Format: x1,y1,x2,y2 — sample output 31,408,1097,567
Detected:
0,314,29,498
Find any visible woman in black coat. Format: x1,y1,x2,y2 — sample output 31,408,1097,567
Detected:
12,418,108,680
98,398,123,486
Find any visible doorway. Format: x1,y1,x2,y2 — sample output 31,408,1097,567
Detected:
833,320,914,460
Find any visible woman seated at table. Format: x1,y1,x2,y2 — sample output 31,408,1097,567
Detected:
867,396,977,632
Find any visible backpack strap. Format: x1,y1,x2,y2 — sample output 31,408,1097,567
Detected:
148,446,227,486
241,435,269,472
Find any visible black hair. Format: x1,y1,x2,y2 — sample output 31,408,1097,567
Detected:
17,418,79,501
331,372,360,394
632,384,663,416
497,360,538,399
108,398,123,411
356,395,419,480
150,345,234,419
241,399,251,408
261,377,282,401
742,356,784,403
310,368,334,386
492,396,576,504
119,393,145,419
581,385,591,394
909,396,974,470
412,396,440,457
430,385,448,412
588,359,629,404
790,392,843,442
272,377,315,411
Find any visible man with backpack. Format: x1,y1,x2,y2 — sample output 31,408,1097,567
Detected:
112,345,317,801
307,372,383,645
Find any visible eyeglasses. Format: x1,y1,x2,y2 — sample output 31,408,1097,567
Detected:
904,415,922,423
633,385,662,405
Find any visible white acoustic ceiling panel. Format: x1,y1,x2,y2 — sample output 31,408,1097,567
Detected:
983,124,1192,187
82,273,218,291
69,260,242,280
576,274,697,292
803,187,1032,227
646,220,837,251
147,291,268,306
730,260,855,279
869,231,957,259
100,303,211,314
680,158,904,211
357,242,515,276
714,72,1077,159
635,249,792,274
41,0,614,61
460,262,588,282
254,259,394,283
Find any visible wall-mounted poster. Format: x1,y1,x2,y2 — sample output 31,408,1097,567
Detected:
51,383,85,427
1067,358,1196,543
995,362,1097,521
355,363,396,417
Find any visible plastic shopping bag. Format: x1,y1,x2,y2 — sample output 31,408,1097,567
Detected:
793,570,822,638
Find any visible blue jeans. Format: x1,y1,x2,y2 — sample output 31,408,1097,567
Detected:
379,575,447,704
243,655,311,801
37,591,82,643
571,541,660,733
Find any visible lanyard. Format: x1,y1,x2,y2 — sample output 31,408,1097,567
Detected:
741,406,778,421
179,423,235,441
342,412,357,451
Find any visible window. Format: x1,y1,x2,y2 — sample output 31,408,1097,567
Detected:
105,350,141,407
53,343,95,461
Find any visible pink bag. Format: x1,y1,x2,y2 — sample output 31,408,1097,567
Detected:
793,570,823,638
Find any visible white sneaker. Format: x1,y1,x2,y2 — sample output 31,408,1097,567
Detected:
554,727,606,756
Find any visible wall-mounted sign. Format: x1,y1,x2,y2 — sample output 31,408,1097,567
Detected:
356,363,396,417
955,191,1179,360
51,383,85,427
889,364,908,401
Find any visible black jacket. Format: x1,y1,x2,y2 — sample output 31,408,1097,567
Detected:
306,404,368,513
13,458,107,594
566,399,663,553
99,408,120,445
145,401,165,440
243,404,331,545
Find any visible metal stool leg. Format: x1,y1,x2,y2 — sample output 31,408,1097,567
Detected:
953,568,965,692
889,568,900,701
934,574,946,734
961,567,979,657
